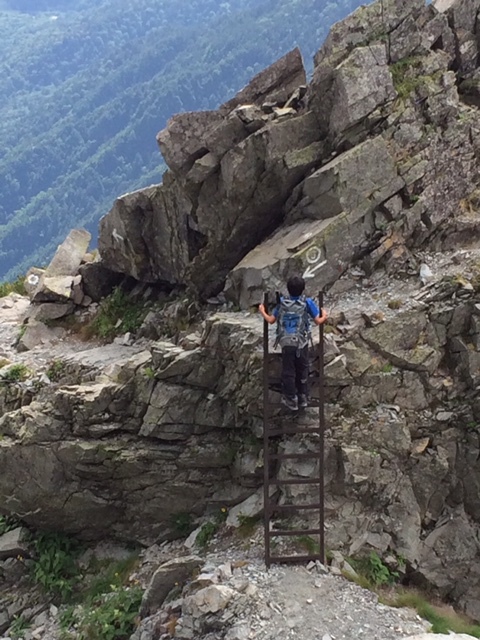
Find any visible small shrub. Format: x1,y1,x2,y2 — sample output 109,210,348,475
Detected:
8,615,30,639
74,585,143,640
31,532,82,601
0,515,20,536
390,56,425,99
143,366,155,380
196,521,218,548
381,363,394,373
237,514,260,538
1,364,29,383
82,554,140,604
0,275,26,299
215,507,228,524
46,359,66,382
170,512,194,537
351,551,398,587
89,288,148,340
296,535,320,555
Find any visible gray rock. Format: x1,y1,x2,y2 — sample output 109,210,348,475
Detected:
182,585,237,617
140,555,202,617
31,275,75,303
361,311,441,373
16,321,66,352
434,0,480,72
220,47,306,113
225,622,251,640
98,184,191,284
226,136,403,308
44,228,91,278
78,262,123,302
328,44,396,141
0,528,30,561
226,487,276,528
26,302,74,322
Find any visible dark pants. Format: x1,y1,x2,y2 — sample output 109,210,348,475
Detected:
282,346,309,399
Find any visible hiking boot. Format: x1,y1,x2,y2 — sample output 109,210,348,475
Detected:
281,395,298,411
298,394,308,408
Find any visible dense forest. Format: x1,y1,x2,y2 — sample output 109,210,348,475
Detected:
0,0,365,281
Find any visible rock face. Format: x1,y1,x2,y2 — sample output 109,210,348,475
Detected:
0,318,265,544
98,0,480,307
99,48,319,297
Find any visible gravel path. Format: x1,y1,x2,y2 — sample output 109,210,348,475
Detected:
192,556,431,640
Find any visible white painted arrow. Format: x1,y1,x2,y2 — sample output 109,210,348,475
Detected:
303,260,327,279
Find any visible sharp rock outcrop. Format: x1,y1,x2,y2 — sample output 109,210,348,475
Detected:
98,0,480,310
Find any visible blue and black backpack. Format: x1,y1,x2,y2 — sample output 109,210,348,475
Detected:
274,295,310,350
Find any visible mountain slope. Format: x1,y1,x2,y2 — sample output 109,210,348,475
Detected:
0,0,364,280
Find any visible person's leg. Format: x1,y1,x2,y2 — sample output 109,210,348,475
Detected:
296,346,309,406
282,347,298,409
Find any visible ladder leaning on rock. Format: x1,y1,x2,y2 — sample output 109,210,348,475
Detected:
262,292,326,567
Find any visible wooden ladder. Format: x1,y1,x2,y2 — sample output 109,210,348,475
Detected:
262,292,326,567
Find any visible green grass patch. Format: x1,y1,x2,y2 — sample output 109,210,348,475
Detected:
89,287,149,340
295,535,320,555
0,275,26,298
0,363,30,383
387,299,403,310
46,359,66,382
143,366,155,380
81,554,140,605
390,56,428,100
196,521,219,548
349,551,399,587
61,585,143,640
0,515,20,536
388,591,480,637
31,531,82,602
170,512,194,537
237,514,261,538
8,615,30,639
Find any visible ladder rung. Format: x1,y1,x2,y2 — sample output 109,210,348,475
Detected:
266,400,321,407
271,503,323,511
267,429,320,437
268,554,324,564
270,452,321,461
268,527,323,537
268,477,321,486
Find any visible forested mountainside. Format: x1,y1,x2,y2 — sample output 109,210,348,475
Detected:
0,0,364,282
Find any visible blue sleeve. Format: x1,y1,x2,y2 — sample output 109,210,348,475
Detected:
306,298,320,318
272,305,279,318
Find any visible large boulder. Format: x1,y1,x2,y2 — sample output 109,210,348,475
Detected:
327,44,397,142
225,136,404,307
78,261,123,302
434,0,480,73
98,49,318,298
43,228,91,278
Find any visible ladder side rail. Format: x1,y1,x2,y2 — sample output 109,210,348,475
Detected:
318,290,326,564
262,292,271,569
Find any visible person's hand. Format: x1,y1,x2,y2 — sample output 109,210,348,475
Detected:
259,303,265,314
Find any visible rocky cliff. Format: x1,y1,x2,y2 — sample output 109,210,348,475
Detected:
2,0,480,625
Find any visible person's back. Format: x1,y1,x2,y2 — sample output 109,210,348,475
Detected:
259,275,327,411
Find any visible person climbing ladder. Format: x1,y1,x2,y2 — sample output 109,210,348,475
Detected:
258,275,327,411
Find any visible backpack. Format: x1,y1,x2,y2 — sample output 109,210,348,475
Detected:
274,295,310,350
